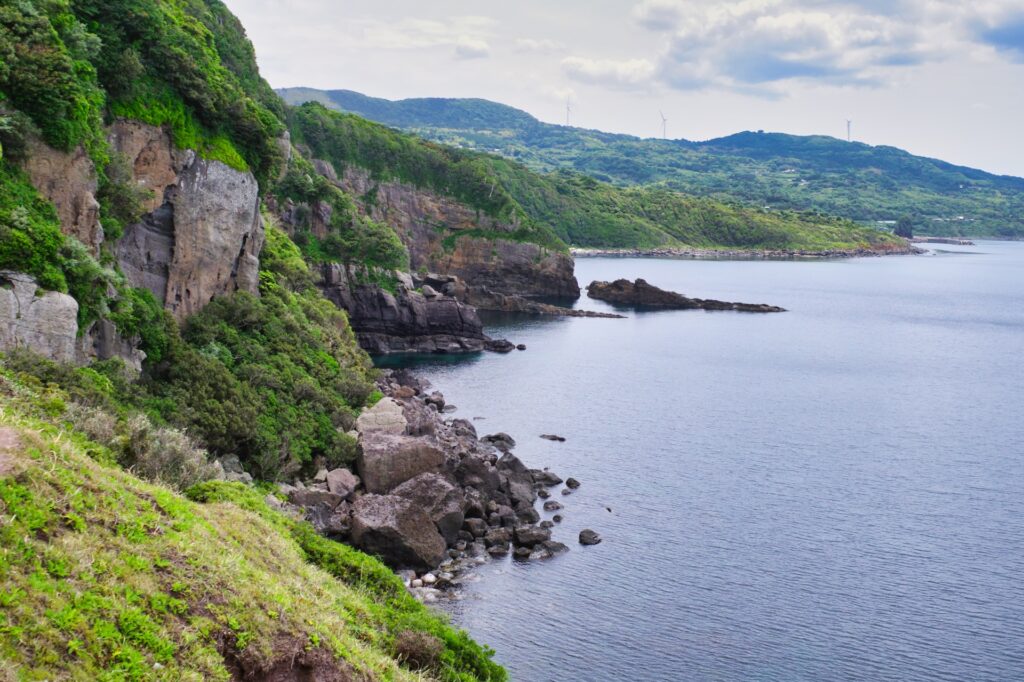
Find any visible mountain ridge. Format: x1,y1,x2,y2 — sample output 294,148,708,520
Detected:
279,87,1024,238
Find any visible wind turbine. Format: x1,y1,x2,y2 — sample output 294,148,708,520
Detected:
660,110,668,139
566,97,572,127
846,119,852,142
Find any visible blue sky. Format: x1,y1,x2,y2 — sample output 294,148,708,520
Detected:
228,0,1024,176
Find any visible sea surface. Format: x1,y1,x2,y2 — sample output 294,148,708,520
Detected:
382,241,1024,681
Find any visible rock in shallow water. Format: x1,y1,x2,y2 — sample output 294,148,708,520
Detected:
579,529,602,546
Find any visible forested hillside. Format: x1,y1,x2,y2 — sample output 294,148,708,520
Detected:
281,88,1024,239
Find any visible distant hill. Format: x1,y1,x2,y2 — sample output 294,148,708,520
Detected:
279,88,1024,239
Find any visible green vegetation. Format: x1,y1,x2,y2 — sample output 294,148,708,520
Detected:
284,88,1024,239
284,101,902,251
0,369,505,680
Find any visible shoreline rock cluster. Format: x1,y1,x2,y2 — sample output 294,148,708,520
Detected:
268,370,584,600
588,278,786,313
571,244,924,259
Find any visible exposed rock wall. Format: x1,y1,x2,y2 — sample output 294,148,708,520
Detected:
111,120,264,320
0,272,78,362
22,138,103,253
320,264,511,354
334,165,579,299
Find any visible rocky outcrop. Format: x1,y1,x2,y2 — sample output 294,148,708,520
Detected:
587,278,786,312
422,275,623,318
334,165,580,299
22,138,103,253
356,433,445,493
0,272,79,362
75,319,146,372
111,120,264,320
391,473,465,545
319,263,514,354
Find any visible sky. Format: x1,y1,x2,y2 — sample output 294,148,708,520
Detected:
227,0,1024,177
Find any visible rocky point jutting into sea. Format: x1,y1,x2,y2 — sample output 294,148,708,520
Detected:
259,368,587,599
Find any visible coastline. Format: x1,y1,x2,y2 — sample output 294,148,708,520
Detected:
570,244,925,260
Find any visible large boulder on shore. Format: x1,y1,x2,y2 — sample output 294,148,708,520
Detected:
496,452,537,507
355,398,408,435
391,473,466,545
350,494,447,571
357,434,444,493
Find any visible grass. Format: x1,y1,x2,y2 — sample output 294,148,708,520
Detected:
0,371,506,681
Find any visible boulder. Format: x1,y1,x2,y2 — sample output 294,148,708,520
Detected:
579,529,602,546
305,501,352,539
288,488,344,509
542,540,569,556
355,398,408,436
482,433,516,452
540,434,566,442
565,477,581,489
390,473,465,545
357,433,444,493
463,518,488,538
325,468,360,499
513,525,552,548
497,453,537,507
484,527,512,547
455,455,501,496
543,501,563,512
350,494,446,571
531,469,563,486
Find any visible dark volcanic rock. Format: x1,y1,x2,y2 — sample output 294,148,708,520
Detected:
514,525,552,547
587,278,785,313
565,477,581,490
579,529,602,546
350,494,447,570
540,434,566,442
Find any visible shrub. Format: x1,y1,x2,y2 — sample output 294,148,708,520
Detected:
394,630,443,671
123,414,217,490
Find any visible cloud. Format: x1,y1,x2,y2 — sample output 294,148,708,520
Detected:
561,56,656,89
636,1,944,94
977,12,1024,61
514,38,565,53
359,16,494,60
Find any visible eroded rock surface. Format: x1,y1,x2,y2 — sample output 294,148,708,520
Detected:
111,120,264,320
0,272,78,362
23,138,103,253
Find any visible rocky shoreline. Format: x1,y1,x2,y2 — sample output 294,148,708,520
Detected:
258,369,588,603
571,244,924,259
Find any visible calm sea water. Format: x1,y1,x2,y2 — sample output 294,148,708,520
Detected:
386,241,1024,681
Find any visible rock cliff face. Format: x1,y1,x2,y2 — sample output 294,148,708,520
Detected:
0,272,79,362
587,278,786,312
22,138,103,253
111,120,264,321
334,166,579,299
320,264,512,354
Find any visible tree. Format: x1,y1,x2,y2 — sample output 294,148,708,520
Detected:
895,215,915,239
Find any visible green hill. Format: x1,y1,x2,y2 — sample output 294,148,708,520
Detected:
279,88,1024,239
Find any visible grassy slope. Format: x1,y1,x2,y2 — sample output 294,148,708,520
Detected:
0,370,505,681
281,88,1024,239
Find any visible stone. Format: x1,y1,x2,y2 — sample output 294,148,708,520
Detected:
561,488,573,496
565,477,581,489
482,433,516,452
579,529,602,546
350,494,447,571
541,540,569,556
355,398,408,436
539,520,555,530
305,501,352,539
537,489,551,499
543,501,563,512
531,469,563,486
356,433,444,493
513,525,552,547
540,434,566,442
497,453,537,507
463,518,488,538
0,272,79,363
513,546,532,559
391,473,466,545
314,468,329,482
552,514,564,523
288,488,344,509
487,544,510,557
515,507,540,524
587,278,785,313
425,392,446,410
516,344,527,351
325,468,360,499
455,455,501,496
484,527,512,547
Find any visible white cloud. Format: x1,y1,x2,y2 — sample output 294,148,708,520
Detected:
359,16,494,60
562,56,656,89
514,38,566,53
